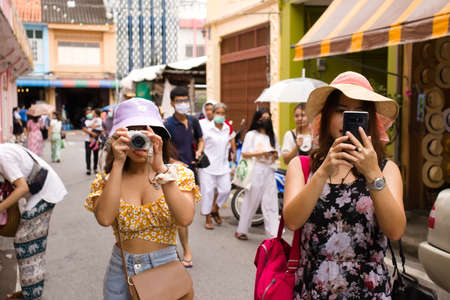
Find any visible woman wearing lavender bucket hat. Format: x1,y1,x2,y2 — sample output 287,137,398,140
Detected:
84,98,200,300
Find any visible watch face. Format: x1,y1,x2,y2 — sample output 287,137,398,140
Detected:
374,178,386,189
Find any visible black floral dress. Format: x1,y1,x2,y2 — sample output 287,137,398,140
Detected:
294,160,391,300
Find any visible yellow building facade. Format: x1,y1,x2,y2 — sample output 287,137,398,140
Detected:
205,0,281,134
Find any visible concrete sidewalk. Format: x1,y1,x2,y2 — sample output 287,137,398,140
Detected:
0,237,18,298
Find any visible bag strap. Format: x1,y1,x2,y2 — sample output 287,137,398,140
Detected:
388,239,407,274
0,181,13,198
398,239,407,274
285,155,310,273
114,219,135,291
290,130,296,141
387,239,399,279
276,155,310,239
23,148,40,165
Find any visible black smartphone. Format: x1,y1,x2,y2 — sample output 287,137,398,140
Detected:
343,111,369,144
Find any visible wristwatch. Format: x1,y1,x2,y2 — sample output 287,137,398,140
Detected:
367,177,386,191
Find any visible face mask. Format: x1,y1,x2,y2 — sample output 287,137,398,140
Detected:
86,113,93,120
257,119,272,130
175,103,190,115
214,115,225,124
108,112,113,118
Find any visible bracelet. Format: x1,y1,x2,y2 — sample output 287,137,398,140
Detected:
150,164,177,189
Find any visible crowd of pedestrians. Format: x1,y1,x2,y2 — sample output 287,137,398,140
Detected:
0,71,406,299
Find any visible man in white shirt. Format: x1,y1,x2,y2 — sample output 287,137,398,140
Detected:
198,103,233,229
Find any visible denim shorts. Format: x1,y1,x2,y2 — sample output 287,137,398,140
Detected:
103,244,178,300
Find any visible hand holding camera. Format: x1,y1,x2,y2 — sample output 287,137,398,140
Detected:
111,126,165,172
140,126,165,173
127,131,153,152
111,128,130,165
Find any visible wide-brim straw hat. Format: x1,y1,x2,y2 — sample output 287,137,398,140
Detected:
306,71,399,122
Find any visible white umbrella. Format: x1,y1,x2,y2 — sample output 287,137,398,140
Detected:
255,77,327,103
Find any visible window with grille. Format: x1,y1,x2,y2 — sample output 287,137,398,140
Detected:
26,29,43,65
57,41,101,65
197,45,205,57
185,45,193,57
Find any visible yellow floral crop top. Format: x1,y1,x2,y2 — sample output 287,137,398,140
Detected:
85,165,200,245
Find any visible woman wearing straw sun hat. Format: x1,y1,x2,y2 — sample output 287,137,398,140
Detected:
283,71,406,299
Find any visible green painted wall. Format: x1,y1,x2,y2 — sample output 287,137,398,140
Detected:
279,0,305,159
385,46,398,157
387,46,398,98
278,2,390,166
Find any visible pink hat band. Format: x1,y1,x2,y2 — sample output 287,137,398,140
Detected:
331,71,374,92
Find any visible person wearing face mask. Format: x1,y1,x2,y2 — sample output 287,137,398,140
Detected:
102,108,114,137
198,103,233,229
199,100,237,156
198,100,236,225
48,112,63,163
164,86,204,171
235,108,280,240
164,86,203,268
82,108,100,175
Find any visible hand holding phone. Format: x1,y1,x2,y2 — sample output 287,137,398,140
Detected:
343,111,368,144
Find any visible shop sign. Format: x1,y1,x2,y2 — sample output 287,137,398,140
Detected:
417,93,426,122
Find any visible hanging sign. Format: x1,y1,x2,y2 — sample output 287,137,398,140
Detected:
417,93,425,122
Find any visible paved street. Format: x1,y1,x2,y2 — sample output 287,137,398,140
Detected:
1,131,449,300
1,131,273,299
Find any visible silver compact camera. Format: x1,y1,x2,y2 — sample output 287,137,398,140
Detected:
127,131,152,151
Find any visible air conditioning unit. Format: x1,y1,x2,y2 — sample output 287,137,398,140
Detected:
316,58,326,72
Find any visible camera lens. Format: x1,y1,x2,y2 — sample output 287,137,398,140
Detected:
132,136,146,149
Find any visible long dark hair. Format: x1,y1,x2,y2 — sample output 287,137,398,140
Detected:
248,108,275,148
310,90,386,174
104,131,178,173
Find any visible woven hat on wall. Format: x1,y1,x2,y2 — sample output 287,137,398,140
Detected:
422,134,443,161
420,42,435,61
424,87,445,110
425,110,445,134
414,65,435,89
443,108,450,132
435,62,450,88
423,161,445,188
435,37,450,62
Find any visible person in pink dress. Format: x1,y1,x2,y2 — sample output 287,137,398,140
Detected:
27,116,44,156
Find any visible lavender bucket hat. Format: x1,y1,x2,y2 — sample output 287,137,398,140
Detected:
109,98,171,139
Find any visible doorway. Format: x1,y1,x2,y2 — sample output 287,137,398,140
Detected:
56,88,109,128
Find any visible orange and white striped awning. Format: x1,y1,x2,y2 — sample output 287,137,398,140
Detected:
294,0,450,61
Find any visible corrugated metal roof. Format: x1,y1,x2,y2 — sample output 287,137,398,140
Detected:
41,0,112,25
15,0,42,23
